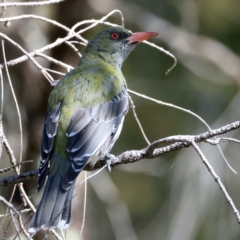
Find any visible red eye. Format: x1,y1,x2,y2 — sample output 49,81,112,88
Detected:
111,33,119,39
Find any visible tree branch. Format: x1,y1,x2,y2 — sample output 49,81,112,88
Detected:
1,120,239,187
0,0,64,8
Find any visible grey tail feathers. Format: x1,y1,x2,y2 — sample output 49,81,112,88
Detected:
28,171,75,233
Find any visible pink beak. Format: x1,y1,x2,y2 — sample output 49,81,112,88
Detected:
127,32,158,44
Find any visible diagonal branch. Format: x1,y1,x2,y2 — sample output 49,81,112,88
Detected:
1,120,239,187
191,140,240,223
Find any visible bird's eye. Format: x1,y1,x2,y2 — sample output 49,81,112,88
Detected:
111,33,119,39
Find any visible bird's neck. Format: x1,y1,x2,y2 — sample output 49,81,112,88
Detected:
80,52,123,70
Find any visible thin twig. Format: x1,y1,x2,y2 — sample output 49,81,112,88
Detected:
0,183,17,229
0,196,31,239
0,0,6,16
0,160,33,174
0,67,3,160
0,14,71,31
0,33,54,83
191,140,240,223
0,11,124,69
143,40,177,75
128,94,150,145
2,41,28,210
0,0,64,8
206,137,240,145
128,89,237,174
0,66,3,122
79,171,87,238
0,208,31,218
3,135,36,218
128,89,210,129
35,52,73,71
10,209,22,240
45,68,66,76
2,41,23,166
65,41,82,57
0,14,86,43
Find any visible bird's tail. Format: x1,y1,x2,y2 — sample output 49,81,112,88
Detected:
28,171,75,233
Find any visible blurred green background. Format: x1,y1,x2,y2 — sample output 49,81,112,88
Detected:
0,0,240,239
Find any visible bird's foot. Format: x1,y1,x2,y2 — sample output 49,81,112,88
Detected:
105,153,115,172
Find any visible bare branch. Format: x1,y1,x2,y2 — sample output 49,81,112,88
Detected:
3,134,35,210
2,41,23,167
0,67,3,160
0,32,54,83
0,14,71,32
191,140,240,223
0,170,38,187
0,160,33,174
0,11,124,69
124,3,240,84
128,89,237,173
128,94,150,145
0,0,64,8
206,137,240,145
143,40,177,75
10,209,22,240
1,120,239,187
0,196,31,239
35,52,73,71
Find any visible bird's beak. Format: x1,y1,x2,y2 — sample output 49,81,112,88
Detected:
127,32,158,44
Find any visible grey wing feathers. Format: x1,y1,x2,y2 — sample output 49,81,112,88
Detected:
37,103,61,192
62,88,129,190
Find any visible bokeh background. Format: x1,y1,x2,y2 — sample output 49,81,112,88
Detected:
0,0,240,239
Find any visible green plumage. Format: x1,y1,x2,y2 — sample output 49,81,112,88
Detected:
50,59,126,160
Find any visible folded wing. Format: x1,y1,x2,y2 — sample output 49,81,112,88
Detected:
62,87,129,190
37,103,61,192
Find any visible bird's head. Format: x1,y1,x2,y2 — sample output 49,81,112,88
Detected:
83,26,158,69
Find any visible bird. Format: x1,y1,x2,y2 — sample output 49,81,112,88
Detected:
28,26,158,233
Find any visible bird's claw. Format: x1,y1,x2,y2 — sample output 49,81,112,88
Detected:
105,153,115,172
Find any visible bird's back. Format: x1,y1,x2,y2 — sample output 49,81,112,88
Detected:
48,58,127,158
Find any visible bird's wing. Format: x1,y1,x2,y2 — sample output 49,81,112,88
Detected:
37,103,62,192
61,87,129,190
